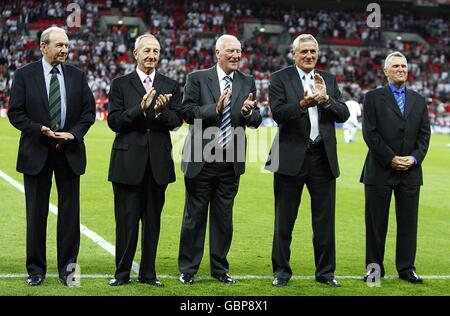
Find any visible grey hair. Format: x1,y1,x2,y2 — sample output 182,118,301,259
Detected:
384,51,407,69
292,34,319,52
215,34,240,50
134,34,159,51
40,26,67,44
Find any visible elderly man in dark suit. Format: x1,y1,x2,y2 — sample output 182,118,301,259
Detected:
8,26,96,286
177,34,262,285
266,34,349,288
361,51,431,284
107,34,183,287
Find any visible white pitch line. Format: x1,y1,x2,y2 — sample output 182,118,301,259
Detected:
1,274,450,280
0,169,140,274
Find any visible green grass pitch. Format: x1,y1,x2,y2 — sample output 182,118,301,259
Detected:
0,118,449,296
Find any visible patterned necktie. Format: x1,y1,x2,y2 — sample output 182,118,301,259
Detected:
144,76,151,93
394,90,405,115
218,75,232,148
304,74,319,141
49,67,61,131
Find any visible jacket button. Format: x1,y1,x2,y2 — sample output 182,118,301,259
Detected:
146,129,150,134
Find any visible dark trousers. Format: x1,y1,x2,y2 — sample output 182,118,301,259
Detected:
178,162,239,276
272,145,336,279
365,184,420,276
112,163,167,281
24,147,80,278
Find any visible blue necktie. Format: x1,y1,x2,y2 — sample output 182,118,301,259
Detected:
394,90,405,115
218,76,232,148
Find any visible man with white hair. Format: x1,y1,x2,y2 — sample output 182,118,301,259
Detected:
361,51,430,284
266,34,349,288
177,34,261,285
8,26,96,286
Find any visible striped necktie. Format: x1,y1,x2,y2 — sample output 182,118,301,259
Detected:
394,89,405,115
218,75,232,148
49,67,61,131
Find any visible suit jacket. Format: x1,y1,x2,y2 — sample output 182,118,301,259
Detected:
107,71,183,186
179,65,262,179
7,60,95,176
360,85,431,185
265,65,349,177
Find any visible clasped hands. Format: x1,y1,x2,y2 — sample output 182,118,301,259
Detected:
216,89,256,117
41,126,74,149
391,155,415,171
300,73,329,110
141,87,172,114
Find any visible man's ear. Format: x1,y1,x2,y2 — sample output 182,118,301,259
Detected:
40,42,46,54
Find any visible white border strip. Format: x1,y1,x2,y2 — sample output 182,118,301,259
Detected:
0,169,140,274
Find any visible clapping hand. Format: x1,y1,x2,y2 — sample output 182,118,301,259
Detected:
154,94,173,114
141,87,156,112
216,89,231,114
241,93,256,116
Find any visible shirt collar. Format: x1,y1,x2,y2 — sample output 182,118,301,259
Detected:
42,58,63,75
296,66,315,81
217,64,234,82
388,83,406,94
136,67,156,84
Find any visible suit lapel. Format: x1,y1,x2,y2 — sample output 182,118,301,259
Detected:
61,64,72,120
32,61,50,113
130,71,146,97
288,66,304,102
207,66,221,103
153,72,163,99
230,71,243,110
404,88,414,119
382,85,404,119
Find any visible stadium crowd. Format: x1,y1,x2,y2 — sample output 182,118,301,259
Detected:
0,0,448,129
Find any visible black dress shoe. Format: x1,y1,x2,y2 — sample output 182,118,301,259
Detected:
399,271,423,284
179,273,194,285
363,272,384,282
26,275,45,286
59,276,69,286
272,277,288,287
316,276,342,288
138,278,164,287
212,273,235,284
108,278,131,286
